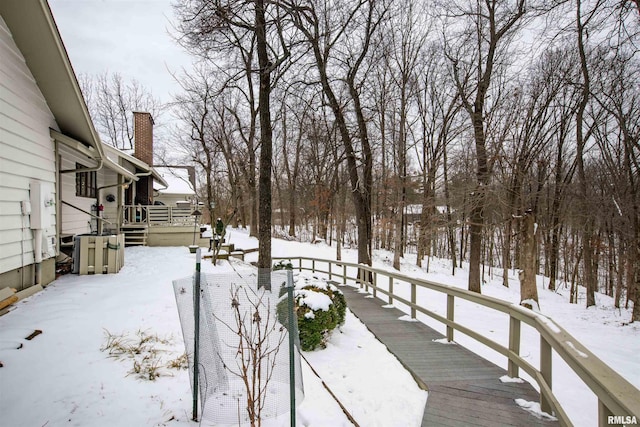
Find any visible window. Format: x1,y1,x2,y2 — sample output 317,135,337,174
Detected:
75,163,97,198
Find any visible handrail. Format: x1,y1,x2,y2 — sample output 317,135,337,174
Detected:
62,200,113,225
274,256,640,427
123,205,195,226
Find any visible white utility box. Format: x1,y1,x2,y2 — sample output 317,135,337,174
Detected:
29,180,55,230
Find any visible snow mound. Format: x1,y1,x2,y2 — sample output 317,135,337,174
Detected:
515,399,558,421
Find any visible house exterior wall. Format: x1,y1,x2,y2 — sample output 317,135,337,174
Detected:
0,16,58,289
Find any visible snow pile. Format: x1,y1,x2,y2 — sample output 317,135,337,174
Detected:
500,375,525,383
295,288,333,312
515,399,558,421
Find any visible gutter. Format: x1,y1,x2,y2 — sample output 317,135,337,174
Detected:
52,129,104,173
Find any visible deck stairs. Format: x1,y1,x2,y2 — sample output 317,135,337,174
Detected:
121,224,148,247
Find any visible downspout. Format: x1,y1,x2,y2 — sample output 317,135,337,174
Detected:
55,139,61,257
34,229,42,286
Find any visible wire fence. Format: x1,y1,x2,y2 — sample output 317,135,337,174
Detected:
173,267,304,426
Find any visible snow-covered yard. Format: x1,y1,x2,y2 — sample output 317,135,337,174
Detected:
0,231,426,427
1,227,638,426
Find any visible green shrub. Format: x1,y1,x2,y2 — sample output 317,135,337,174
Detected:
278,281,346,351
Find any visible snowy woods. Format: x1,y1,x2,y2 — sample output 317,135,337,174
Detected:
79,0,640,319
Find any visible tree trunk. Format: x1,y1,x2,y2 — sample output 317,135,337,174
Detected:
255,0,272,289
442,142,457,274
288,188,296,237
632,243,640,321
468,107,490,293
503,218,513,288
576,0,597,307
520,211,539,309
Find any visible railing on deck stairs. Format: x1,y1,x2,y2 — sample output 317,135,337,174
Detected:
273,256,640,427
123,205,195,226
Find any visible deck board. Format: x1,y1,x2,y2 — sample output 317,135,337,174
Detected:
339,285,559,427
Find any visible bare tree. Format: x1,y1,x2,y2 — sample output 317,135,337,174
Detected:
378,0,428,270
284,0,390,272
216,285,286,426
173,0,291,276
81,72,163,150
443,0,529,293
172,65,221,223
574,0,606,307
272,84,312,237
414,42,463,270
592,50,640,320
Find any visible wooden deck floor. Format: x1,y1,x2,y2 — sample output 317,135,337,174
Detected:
339,285,559,427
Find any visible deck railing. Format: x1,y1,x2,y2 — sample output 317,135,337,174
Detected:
273,256,640,427
123,205,195,226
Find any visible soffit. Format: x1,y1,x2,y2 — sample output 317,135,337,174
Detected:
0,0,103,157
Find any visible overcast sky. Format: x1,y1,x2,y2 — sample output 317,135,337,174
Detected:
49,0,192,104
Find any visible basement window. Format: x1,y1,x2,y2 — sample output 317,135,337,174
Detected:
75,163,97,198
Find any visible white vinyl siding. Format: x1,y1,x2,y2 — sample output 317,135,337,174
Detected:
58,144,97,236
0,16,58,275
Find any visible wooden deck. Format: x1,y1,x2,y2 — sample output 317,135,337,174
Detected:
339,285,559,427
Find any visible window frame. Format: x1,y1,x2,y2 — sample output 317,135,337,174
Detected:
75,163,97,198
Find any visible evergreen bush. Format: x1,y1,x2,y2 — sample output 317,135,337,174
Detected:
277,280,346,351
273,260,294,271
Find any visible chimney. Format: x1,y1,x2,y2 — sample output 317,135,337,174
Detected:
133,112,154,205
133,112,154,165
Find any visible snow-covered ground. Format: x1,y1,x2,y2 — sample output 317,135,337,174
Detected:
0,230,425,427
1,227,638,426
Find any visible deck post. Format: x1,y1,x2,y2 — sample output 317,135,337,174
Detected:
328,262,332,281
411,283,417,319
598,399,613,427
372,272,377,298
540,337,553,415
312,259,316,273
508,316,521,378
388,277,394,305
343,264,347,285
446,295,454,342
